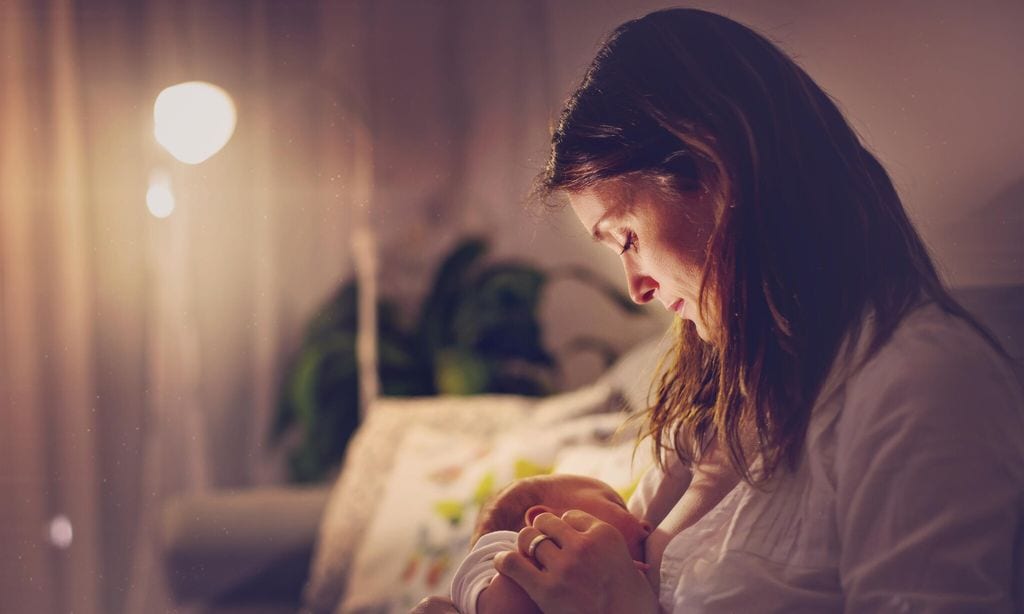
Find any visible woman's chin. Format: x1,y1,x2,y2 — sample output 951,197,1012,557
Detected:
675,314,713,344
692,320,711,343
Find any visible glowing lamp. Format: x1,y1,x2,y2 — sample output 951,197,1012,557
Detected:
154,81,236,164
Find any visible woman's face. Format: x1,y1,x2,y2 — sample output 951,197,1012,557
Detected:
568,181,716,340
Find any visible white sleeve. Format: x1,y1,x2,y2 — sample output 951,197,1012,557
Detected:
449,530,518,614
835,327,1024,612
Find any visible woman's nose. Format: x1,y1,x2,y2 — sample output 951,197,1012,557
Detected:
625,264,658,304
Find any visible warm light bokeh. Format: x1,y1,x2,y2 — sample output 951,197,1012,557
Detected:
48,515,73,550
145,175,175,218
153,81,236,164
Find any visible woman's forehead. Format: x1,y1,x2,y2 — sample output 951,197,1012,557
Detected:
568,185,634,237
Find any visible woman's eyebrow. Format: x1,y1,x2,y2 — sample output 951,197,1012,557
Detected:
590,212,618,243
590,197,630,243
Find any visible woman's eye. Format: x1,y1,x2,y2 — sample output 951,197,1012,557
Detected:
619,231,637,255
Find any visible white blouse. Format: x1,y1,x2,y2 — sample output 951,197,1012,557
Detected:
637,303,1024,612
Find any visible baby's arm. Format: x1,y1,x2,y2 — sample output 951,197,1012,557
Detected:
451,531,542,614
476,572,541,614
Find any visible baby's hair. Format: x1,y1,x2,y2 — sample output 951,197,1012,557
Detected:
471,476,555,546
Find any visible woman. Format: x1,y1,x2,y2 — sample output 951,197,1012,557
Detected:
416,8,1023,613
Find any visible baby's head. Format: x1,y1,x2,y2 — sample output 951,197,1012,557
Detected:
473,474,652,561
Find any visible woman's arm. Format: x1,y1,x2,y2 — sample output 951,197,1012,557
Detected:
836,336,1024,611
644,445,741,589
628,454,693,525
493,511,660,614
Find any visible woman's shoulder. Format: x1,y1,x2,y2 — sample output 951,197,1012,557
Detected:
837,301,1024,463
828,303,1024,612
860,301,1017,385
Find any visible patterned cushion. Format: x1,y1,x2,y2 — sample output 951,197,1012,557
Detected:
302,396,534,613
303,335,665,613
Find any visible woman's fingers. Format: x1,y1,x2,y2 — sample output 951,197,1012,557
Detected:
494,549,547,590
524,510,615,570
531,510,593,540
499,510,659,614
558,508,602,532
516,526,560,568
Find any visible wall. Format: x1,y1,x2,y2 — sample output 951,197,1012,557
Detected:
363,0,1024,390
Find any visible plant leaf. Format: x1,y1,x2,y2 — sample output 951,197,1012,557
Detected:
416,238,489,354
434,348,491,395
454,264,550,362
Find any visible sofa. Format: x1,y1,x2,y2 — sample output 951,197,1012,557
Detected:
161,285,1023,613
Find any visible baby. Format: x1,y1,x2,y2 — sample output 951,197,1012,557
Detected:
448,438,744,613
449,474,652,614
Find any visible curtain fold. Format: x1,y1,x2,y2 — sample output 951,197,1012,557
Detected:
47,1,104,612
1,1,371,611
1,1,102,612
1,3,57,613
125,2,208,609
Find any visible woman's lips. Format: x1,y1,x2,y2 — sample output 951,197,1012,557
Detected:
670,299,685,316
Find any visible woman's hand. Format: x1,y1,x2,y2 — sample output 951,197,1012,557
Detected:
409,596,459,614
494,510,660,614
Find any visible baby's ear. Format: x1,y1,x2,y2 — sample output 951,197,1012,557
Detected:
524,504,556,526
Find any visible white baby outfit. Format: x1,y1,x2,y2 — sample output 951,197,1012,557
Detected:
449,530,517,614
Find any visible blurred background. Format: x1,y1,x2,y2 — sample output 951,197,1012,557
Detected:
1,1,1021,612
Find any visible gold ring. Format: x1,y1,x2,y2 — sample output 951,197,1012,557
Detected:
527,533,552,558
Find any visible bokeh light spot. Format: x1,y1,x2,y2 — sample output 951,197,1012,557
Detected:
154,81,236,165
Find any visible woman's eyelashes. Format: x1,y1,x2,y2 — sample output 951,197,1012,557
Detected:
619,230,638,255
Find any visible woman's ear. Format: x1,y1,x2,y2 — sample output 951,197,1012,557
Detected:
524,504,556,526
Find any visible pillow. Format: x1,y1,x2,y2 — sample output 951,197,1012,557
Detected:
302,396,534,613
305,337,664,613
596,335,670,413
530,380,621,426
337,426,493,614
336,412,638,613
553,437,655,504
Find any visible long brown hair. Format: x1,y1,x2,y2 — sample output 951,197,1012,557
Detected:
537,8,1002,483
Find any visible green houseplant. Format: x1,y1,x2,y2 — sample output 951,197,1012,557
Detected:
271,237,643,482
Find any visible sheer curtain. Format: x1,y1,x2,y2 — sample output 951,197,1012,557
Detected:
1,1,101,612
0,1,373,611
